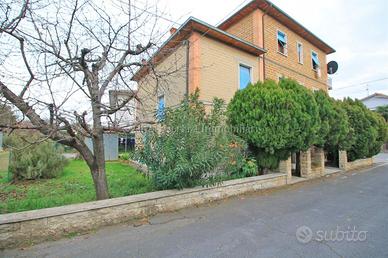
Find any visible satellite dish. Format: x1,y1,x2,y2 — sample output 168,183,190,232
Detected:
327,61,338,75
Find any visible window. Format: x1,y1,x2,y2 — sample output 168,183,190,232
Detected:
277,30,287,55
297,42,303,64
311,51,320,71
156,95,165,121
239,64,251,89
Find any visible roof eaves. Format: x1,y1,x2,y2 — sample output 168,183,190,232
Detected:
189,17,267,54
218,0,336,54
131,17,267,81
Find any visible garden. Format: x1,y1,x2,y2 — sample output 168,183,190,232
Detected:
0,79,387,215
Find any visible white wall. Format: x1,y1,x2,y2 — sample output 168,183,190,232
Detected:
361,97,388,110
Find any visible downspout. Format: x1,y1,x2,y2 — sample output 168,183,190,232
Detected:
184,39,190,97
261,2,273,80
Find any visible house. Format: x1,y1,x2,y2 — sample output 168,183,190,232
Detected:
132,0,335,130
360,93,388,110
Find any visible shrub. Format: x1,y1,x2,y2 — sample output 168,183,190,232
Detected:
7,132,67,180
227,79,319,172
138,90,249,190
119,153,130,161
376,105,388,122
340,99,387,161
313,90,352,151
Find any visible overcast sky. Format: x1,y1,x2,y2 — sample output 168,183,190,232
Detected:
156,0,388,100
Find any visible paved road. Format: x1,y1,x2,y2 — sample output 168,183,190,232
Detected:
2,162,388,258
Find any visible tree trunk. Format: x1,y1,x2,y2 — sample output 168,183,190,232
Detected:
91,164,109,200
91,133,110,200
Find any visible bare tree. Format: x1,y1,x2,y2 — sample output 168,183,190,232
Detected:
0,0,181,199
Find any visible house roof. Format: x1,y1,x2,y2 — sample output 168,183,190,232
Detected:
132,17,266,82
360,93,388,102
217,0,336,54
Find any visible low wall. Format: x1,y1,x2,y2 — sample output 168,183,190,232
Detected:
346,158,373,171
0,173,286,249
339,150,374,171
127,159,148,175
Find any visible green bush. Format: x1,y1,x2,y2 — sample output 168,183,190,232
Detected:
119,153,130,161
340,99,387,161
313,90,352,151
376,105,388,122
227,79,319,172
7,133,67,180
138,90,249,190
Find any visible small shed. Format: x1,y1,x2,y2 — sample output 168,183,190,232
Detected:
85,133,119,161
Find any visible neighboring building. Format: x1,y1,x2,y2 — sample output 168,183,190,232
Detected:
132,0,335,131
360,93,388,110
108,90,136,128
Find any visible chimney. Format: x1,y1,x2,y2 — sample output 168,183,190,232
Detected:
170,27,177,35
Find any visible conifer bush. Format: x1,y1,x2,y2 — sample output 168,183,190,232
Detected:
6,132,67,180
227,79,320,172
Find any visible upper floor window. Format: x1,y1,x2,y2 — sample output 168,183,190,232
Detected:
277,30,287,55
311,51,320,71
239,64,251,90
156,95,165,121
297,42,303,64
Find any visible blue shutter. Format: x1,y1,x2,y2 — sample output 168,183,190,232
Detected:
277,31,287,44
239,65,251,90
312,52,320,66
157,95,165,121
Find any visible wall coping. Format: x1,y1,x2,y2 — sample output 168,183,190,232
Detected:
347,157,373,164
0,173,284,225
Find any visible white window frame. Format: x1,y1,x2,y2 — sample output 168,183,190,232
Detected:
311,50,319,71
276,29,288,56
238,63,253,90
296,41,304,64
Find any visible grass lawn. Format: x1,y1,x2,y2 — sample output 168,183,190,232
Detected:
0,151,9,172
0,157,153,214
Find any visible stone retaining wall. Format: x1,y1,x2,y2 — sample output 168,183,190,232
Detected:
346,157,373,171
0,173,286,249
339,150,373,171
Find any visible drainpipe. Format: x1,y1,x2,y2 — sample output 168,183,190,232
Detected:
262,2,273,80
184,39,190,97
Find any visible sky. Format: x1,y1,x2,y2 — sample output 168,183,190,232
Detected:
155,0,388,99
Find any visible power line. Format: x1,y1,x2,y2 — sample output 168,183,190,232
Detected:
332,77,388,91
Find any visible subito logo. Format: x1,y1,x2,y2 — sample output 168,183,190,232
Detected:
296,226,313,244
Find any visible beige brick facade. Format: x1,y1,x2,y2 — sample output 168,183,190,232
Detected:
225,10,329,91
226,12,254,43
198,36,260,104
136,44,188,123
263,15,328,91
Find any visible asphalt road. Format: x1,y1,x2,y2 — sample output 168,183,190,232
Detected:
2,159,388,258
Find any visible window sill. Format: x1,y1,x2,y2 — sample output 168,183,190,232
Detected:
277,51,288,57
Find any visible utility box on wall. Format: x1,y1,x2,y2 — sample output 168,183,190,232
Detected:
85,133,119,161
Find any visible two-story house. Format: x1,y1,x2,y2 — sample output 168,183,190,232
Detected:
132,0,335,127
